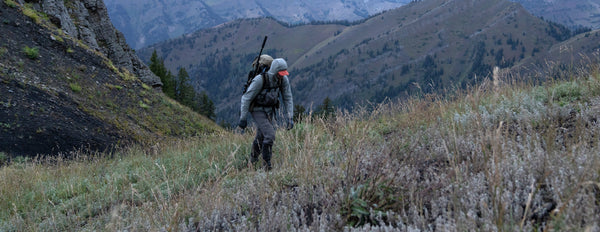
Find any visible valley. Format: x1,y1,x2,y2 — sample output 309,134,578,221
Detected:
138,0,600,124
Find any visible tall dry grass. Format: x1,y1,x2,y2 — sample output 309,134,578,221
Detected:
2,60,600,231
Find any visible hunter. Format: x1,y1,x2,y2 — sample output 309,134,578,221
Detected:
239,58,294,170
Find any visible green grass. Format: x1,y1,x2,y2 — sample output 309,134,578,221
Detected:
21,5,42,24
4,0,17,8
0,47,7,58
22,46,39,59
1,63,600,230
69,83,81,93
0,152,7,165
138,100,150,109
142,83,152,90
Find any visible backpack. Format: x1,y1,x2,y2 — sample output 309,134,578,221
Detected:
243,64,268,93
251,72,282,108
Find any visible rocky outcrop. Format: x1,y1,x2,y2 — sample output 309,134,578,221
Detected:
20,0,162,87
1,0,219,157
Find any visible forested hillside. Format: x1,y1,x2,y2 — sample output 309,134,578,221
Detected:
513,0,600,30
139,0,599,125
104,0,411,49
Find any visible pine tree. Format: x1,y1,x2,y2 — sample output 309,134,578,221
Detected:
315,97,335,119
163,70,176,99
196,91,216,120
176,67,194,105
293,104,306,122
148,51,216,121
149,50,175,98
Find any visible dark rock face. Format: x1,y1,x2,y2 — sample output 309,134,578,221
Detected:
1,0,218,158
19,0,162,87
0,80,125,156
1,1,131,156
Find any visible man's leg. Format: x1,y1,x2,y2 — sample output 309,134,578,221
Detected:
251,111,275,170
250,136,262,164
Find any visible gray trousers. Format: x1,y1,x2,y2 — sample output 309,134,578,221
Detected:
251,110,275,146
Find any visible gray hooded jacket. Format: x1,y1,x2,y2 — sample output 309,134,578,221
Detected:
240,58,293,121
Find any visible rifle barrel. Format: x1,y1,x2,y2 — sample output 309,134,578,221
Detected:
254,36,268,74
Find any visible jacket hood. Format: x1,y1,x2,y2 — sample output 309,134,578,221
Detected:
267,58,288,76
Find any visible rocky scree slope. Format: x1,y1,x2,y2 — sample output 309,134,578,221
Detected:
0,1,218,157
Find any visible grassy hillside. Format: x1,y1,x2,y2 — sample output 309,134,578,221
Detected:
514,0,600,30
139,0,586,125
2,59,599,230
104,0,410,49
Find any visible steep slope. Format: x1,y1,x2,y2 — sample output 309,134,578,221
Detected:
2,53,600,230
23,0,162,87
104,0,411,49
139,0,580,124
510,28,600,79
0,1,219,157
512,0,600,29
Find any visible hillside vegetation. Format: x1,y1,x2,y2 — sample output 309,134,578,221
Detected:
104,0,410,49
2,59,599,230
139,0,600,125
0,1,219,156
515,0,600,30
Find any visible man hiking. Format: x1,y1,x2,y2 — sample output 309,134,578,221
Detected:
239,58,294,170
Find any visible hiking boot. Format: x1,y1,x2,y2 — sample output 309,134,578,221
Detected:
250,140,261,164
262,144,273,171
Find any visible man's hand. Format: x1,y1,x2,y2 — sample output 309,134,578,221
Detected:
239,119,247,130
286,118,294,130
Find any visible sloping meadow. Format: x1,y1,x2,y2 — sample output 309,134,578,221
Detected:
2,61,600,231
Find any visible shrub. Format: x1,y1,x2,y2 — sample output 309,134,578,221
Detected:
139,101,150,109
69,83,82,93
4,0,17,8
0,152,7,165
22,46,39,59
552,81,582,106
0,47,7,58
22,6,41,24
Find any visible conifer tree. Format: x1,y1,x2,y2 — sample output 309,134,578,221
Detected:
196,91,216,120
176,67,195,105
149,50,175,98
148,50,216,121
293,104,306,122
315,97,335,119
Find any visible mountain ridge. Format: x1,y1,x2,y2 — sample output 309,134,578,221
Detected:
104,0,411,49
104,0,599,50
515,0,600,30
138,0,600,124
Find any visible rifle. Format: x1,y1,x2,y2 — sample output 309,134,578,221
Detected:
255,35,268,75
244,36,268,93
239,36,268,134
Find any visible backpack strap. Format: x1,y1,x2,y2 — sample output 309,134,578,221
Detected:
261,72,283,90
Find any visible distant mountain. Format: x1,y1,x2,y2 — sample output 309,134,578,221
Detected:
138,0,600,125
0,0,218,156
511,0,600,30
105,0,600,50
104,0,411,49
